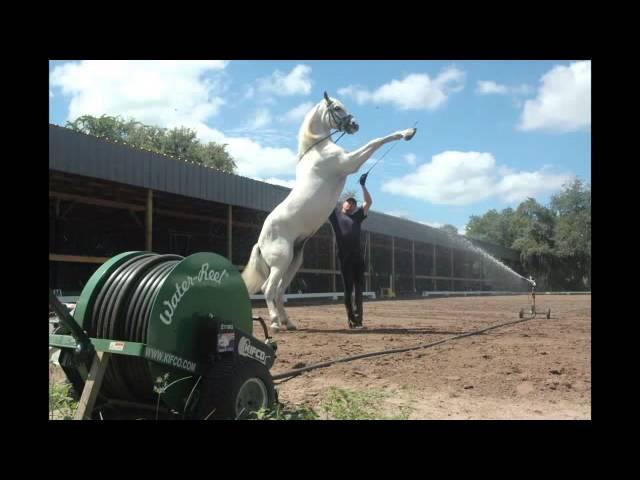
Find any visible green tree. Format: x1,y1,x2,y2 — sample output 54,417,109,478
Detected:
197,142,236,170
439,224,459,237
66,114,138,141
550,180,591,288
511,198,556,288
65,114,237,173
159,126,200,160
466,208,516,248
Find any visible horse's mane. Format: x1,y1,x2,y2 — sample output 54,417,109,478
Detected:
297,102,326,160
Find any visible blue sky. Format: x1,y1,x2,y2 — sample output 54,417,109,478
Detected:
49,60,591,234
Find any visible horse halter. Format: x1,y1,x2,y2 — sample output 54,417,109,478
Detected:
298,95,351,160
325,98,353,132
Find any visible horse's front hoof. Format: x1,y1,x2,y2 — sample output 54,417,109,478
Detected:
285,323,297,331
271,322,281,333
404,128,416,141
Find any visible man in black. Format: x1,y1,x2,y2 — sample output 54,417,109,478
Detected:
328,173,372,329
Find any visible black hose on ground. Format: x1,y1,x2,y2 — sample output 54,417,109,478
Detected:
272,316,537,383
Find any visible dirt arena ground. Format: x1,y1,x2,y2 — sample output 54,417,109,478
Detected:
254,294,591,420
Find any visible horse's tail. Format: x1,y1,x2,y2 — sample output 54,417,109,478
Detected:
241,244,270,295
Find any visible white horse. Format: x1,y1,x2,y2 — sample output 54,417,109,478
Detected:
242,92,416,332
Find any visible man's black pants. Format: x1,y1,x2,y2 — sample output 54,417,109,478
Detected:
339,252,366,324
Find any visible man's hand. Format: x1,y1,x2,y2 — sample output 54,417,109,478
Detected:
359,173,368,186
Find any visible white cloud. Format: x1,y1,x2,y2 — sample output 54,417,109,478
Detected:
338,67,465,111
185,122,299,178
225,139,297,178
244,85,255,99
337,85,372,105
495,170,571,202
49,90,54,98
404,153,417,166
49,60,229,126
257,64,312,96
518,60,591,132
281,102,314,123
476,80,532,96
49,60,302,179
259,177,297,188
458,225,467,236
476,81,508,95
382,150,573,206
248,108,272,129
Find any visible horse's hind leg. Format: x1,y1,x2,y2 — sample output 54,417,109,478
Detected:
274,283,289,330
263,266,287,332
259,239,293,332
275,248,305,330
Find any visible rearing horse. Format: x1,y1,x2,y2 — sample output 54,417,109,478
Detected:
242,92,416,332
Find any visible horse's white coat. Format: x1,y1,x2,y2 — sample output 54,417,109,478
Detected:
242,93,416,331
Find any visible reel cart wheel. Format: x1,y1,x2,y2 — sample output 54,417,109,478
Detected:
196,358,276,420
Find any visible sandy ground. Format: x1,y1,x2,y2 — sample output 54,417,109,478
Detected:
253,294,591,420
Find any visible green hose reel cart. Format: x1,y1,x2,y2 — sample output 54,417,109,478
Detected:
49,251,278,420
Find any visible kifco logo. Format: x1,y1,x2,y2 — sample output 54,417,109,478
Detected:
238,337,267,365
160,263,229,326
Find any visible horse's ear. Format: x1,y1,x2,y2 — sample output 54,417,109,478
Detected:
323,91,331,103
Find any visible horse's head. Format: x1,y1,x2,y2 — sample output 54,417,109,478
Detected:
322,91,359,134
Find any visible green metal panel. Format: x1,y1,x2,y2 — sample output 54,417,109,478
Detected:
49,335,146,357
49,334,78,349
